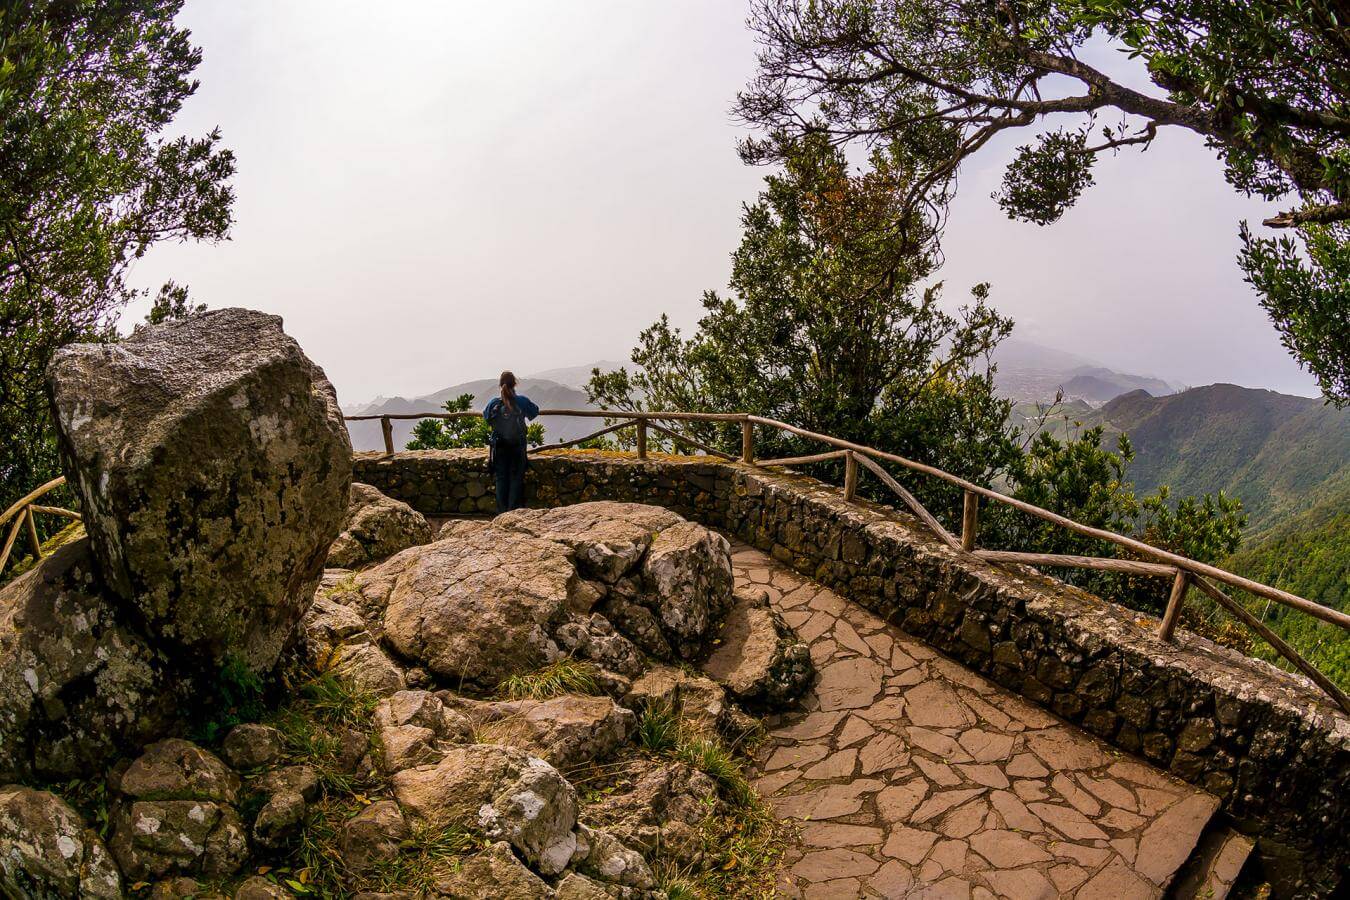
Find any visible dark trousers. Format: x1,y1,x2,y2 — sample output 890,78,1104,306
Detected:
493,442,527,514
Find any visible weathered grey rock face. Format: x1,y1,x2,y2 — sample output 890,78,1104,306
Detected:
701,586,813,707
47,307,352,673
109,739,248,880
0,539,179,781
582,757,722,867
353,523,581,689
390,744,579,875
327,483,434,569
0,786,122,899
447,694,637,770
495,502,683,583
640,521,734,660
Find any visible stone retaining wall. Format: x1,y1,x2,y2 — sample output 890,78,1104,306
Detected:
354,448,1350,891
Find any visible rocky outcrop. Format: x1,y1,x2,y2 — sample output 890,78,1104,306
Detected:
444,694,637,770
0,786,122,899
495,503,683,583
583,757,723,868
47,308,351,673
639,521,733,659
700,586,812,707
623,665,728,736
0,539,179,781
108,739,249,880
390,744,579,876
372,690,473,773
327,483,434,569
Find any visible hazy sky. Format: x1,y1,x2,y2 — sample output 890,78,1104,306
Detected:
125,1,1321,405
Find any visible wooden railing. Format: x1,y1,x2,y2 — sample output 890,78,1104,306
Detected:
349,407,1350,714
0,476,81,575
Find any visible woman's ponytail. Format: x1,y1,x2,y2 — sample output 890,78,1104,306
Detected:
499,370,517,410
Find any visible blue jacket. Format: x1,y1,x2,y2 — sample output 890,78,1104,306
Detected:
483,395,540,437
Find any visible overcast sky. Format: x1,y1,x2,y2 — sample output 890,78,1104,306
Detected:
124,0,1321,405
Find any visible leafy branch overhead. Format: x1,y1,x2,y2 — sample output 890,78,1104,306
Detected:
738,0,1350,403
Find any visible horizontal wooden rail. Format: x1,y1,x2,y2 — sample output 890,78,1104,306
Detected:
974,550,1177,578
646,422,737,460
852,452,961,549
534,420,634,452
758,449,849,467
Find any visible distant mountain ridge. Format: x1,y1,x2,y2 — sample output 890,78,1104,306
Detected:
345,377,601,452
987,338,1186,403
1019,383,1349,533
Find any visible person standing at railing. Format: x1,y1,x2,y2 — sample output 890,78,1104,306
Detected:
483,371,540,514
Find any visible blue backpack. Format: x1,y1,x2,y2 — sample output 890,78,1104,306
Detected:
491,401,528,447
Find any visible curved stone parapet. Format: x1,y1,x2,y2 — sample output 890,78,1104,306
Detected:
353,448,1350,891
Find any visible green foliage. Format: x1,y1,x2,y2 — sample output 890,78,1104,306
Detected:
739,0,1350,403
192,655,266,746
144,280,205,325
1239,221,1350,404
497,658,601,700
0,0,235,517
634,700,682,753
588,137,1021,526
406,393,544,450
996,426,1246,618
996,129,1097,226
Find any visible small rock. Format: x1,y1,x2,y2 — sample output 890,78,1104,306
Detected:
639,521,734,660
222,724,284,770
576,824,657,890
432,840,552,899
624,665,727,735
339,800,410,872
250,765,320,802
700,586,813,708
0,786,122,899
328,483,435,568
453,693,637,769
555,871,614,899
108,799,248,880
390,744,578,875
118,738,240,804
234,875,293,899
554,614,646,678
253,789,305,850
151,877,222,899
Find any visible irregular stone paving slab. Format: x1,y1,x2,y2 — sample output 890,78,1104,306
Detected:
731,544,1220,900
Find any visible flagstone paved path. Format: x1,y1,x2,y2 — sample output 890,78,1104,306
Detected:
731,543,1222,900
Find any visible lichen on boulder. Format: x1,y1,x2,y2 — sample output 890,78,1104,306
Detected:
47,307,352,673
0,785,122,899
0,539,179,781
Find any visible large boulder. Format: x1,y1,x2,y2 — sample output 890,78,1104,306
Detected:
700,586,813,708
350,522,583,689
0,539,179,781
390,744,579,875
47,308,351,673
0,786,122,899
327,483,434,569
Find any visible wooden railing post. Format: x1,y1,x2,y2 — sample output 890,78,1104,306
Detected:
635,419,648,459
741,418,754,464
24,507,41,560
1158,569,1190,642
960,490,979,552
843,451,858,501
380,415,394,456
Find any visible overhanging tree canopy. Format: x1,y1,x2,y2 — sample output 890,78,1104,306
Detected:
0,0,234,514
737,0,1350,404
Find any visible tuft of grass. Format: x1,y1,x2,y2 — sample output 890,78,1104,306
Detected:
674,736,757,809
634,700,681,753
368,821,483,893
498,657,600,700
265,670,379,795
